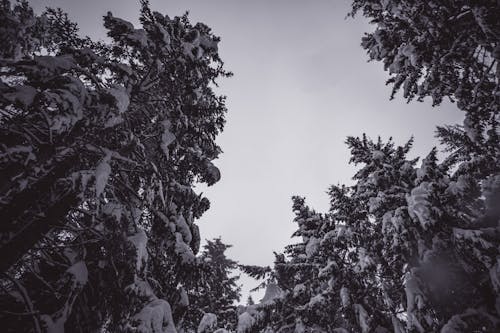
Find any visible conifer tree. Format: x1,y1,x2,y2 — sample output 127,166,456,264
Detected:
246,136,499,332
0,1,230,332
182,238,241,332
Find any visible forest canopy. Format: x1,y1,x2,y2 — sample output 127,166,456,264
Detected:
0,0,498,332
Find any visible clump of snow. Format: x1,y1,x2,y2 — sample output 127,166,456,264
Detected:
3,85,37,107
318,260,337,278
128,228,148,271
133,299,177,333
340,286,350,307
294,318,305,333
178,286,189,307
174,232,195,264
293,283,306,297
305,236,320,258
490,258,500,293
107,84,129,113
175,214,192,244
34,54,76,72
95,153,112,197
406,182,434,229
308,294,325,307
440,313,468,333
197,313,217,333
391,315,405,333
404,272,425,332
237,312,255,333
354,304,369,333
102,202,123,222
205,162,221,185
372,150,385,161
354,248,374,273
66,261,88,286
161,119,176,158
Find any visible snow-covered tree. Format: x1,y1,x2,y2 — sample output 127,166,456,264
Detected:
249,135,499,333
350,0,499,166
181,238,241,332
0,1,229,332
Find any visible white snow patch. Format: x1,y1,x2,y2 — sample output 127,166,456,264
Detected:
107,84,129,113
340,286,350,307
133,299,177,333
354,304,369,333
174,232,195,264
95,153,112,197
66,261,88,286
305,236,320,258
3,85,37,107
175,214,192,244
237,312,255,333
406,182,434,229
198,313,217,333
161,119,176,158
129,228,148,271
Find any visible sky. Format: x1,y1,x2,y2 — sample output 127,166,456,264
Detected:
30,0,464,302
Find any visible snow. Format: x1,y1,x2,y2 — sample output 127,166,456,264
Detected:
205,162,221,184
294,318,305,333
66,261,88,286
293,283,306,297
490,258,500,292
197,313,217,333
237,312,255,333
161,119,176,158
309,294,325,307
175,214,192,244
174,232,195,264
199,35,219,52
179,287,189,307
128,228,149,271
404,272,425,332
440,313,468,333
445,175,469,196
102,202,123,222
305,236,320,258
318,260,336,278
340,286,350,307
3,85,37,107
406,182,434,229
372,150,385,161
354,304,369,333
1,145,36,165
354,248,374,273
106,84,129,113
133,299,177,333
391,315,405,333
34,54,76,72
95,153,112,197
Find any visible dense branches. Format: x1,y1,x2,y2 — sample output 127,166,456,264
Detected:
0,1,230,331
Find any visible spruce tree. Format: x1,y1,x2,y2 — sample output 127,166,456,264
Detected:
0,1,230,332
182,238,241,332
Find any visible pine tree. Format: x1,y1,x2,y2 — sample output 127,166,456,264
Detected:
181,238,241,332
0,1,230,332
350,0,499,171
250,135,499,333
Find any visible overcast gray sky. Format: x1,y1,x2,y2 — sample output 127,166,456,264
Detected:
31,0,463,301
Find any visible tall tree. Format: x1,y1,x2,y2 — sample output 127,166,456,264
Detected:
182,238,241,332
244,136,500,333
0,1,230,332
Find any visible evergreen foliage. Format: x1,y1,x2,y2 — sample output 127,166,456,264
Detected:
0,1,233,332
